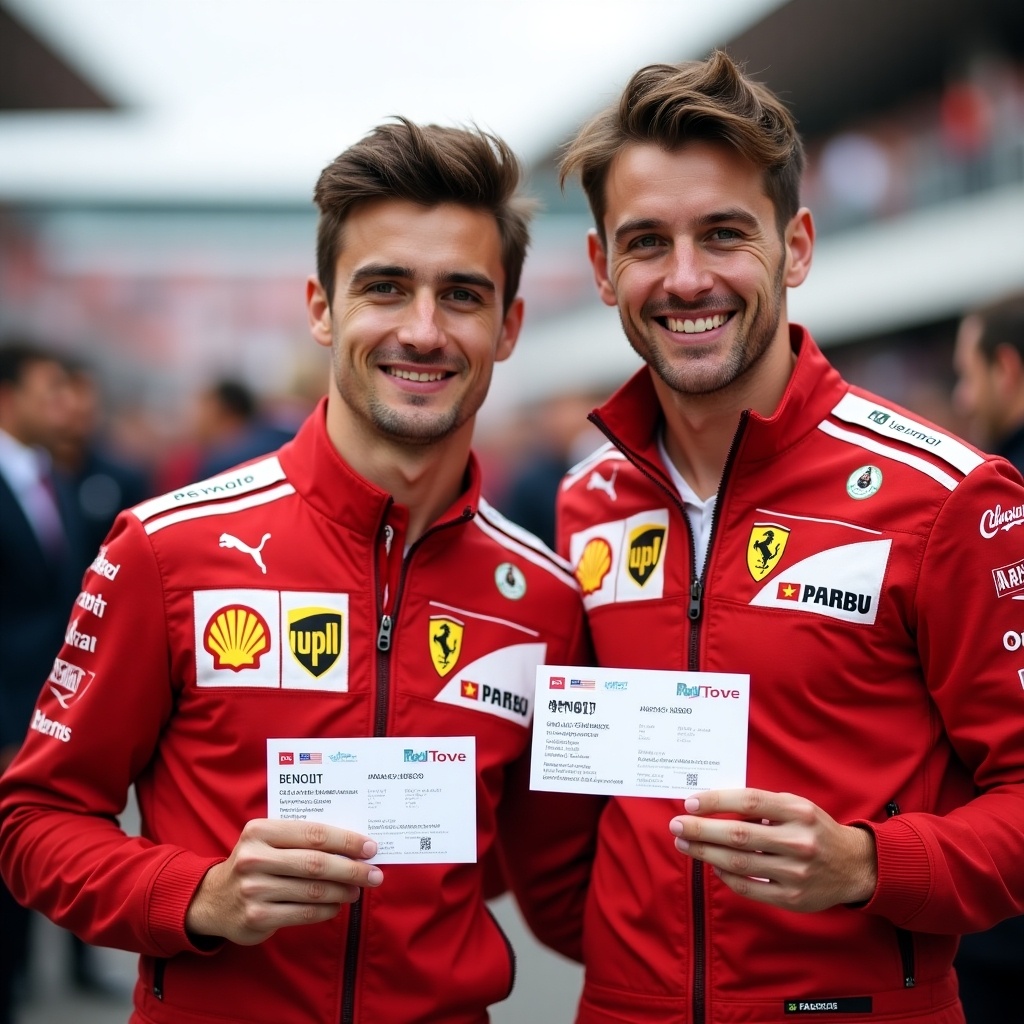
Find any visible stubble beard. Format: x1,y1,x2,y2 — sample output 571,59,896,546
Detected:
332,345,475,448
621,259,785,397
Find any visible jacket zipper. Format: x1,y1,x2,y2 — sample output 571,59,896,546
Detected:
590,410,749,1024
152,958,165,1000
341,508,473,1024
885,800,916,988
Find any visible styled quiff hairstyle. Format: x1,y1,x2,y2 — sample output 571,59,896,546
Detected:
560,50,804,241
314,117,533,313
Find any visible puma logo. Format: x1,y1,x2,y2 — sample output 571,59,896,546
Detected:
219,532,271,574
587,467,619,501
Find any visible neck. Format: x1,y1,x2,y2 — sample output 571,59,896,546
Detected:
656,329,796,501
324,398,472,546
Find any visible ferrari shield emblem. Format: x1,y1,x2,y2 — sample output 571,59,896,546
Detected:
746,524,790,581
429,615,463,676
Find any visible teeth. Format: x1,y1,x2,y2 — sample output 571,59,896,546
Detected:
666,314,728,334
387,368,446,382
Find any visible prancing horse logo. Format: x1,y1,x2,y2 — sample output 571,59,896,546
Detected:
745,524,790,581
429,615,464,676
219,532,271,574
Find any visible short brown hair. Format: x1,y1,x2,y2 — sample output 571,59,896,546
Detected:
314,118,534,313
560,50,804,241
973,291,1024,364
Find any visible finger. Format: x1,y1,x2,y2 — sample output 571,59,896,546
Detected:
272,849,385,888
244,819,379,860
248,877,369,907
679,789,780,818
670,812,770,852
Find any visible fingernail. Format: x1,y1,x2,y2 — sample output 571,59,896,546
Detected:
675,838,690,853
368,867,383,886
362,839,378,858
684,797,700,813
668,819,683,837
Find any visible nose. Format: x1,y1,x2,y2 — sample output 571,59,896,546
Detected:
662,239,714,300
396,290,445,352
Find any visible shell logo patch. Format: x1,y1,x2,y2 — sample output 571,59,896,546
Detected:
746,523,791,581
204,605,271,671
627,524,666,587
575,537,613,595
430,615,464,676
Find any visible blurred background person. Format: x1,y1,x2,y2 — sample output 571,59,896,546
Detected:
0,340,81,1024
51,359,152,560
951,291,1024,1024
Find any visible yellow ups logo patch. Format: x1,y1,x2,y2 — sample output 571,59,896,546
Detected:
288,606,343,678
204,605,271,671
430,615,463,676
627,525,666,587
746,524,790,581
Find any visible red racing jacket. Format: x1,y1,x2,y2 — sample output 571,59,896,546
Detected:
553,327,1024,1024
0,400,592,1024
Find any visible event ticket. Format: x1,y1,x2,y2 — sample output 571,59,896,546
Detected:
266,736,476,863
530,666,749,797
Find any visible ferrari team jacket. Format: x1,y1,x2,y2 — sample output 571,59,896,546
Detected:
0,401,590,1024
552,327,1024,1024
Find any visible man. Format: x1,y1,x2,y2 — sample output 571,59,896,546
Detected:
0,120,592,1024
0,341,82,1024
539,53,1024,1022
950,291,1024,1024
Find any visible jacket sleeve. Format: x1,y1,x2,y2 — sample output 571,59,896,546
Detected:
0,512,222,957
855,458,1024,933
496,589,605,962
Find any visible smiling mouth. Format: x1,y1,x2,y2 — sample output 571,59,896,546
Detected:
657,313,732,334
384,367,451,382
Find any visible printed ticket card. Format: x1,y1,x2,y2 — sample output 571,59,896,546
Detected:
531,666,749,798
266,736,476,864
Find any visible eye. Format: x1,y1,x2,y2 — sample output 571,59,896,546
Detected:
629,234,661,249
710,227,741,241
447,287,480,304
368,281,399,294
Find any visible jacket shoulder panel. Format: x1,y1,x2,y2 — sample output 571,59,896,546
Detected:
475,498,578,591
131,456,296,535
560,442,629,495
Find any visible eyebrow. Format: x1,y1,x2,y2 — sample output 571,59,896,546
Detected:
349,264,496,294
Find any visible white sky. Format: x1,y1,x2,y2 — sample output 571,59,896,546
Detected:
0,0,780,201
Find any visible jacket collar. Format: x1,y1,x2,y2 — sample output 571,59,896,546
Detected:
590,324,846,471
276,398,481,540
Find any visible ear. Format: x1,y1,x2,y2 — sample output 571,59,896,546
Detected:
306,276,333,348
993,341,1024,393
587,230,618,308
495,296,524,363
783,207,815,289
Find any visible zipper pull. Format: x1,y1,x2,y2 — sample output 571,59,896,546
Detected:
383,523,394,555
687,578,703,621
377,614,393,651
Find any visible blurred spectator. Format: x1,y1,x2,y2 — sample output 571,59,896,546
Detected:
951,290,1024,1023
51,360,152,560
500,392,604,548
0,340,82,1024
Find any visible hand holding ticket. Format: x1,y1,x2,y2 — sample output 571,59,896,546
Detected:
530,666,749,797
267,737,477,863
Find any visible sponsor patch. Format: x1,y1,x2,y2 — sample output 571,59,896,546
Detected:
746,523,790,581
288,606,343,678
846,465,882,500
750,540,891,625
831,393,983,475
429,616,464,676
432,643,545,726
32,708,71,743
89,546,120,581
76,591,107,618
133,456,286,523
569,509,670,609
586,467,619,501
194,590,349,691
494,562,526,600
993,558,1024,599
981,502,1024,539
47,657,96,709
1004,631,1024,651
64,617,97,653
784,998,872,1014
